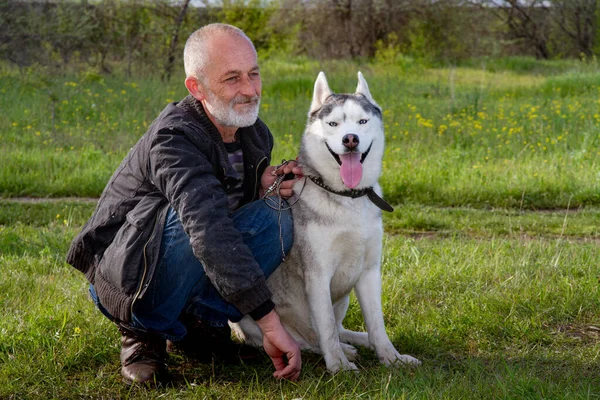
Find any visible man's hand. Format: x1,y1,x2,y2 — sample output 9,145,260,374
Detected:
260,160,303,199
255,309,302,381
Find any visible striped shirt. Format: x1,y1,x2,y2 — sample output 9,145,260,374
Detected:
224,140,244,211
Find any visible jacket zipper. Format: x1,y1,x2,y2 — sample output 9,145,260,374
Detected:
130,212,159,315
254,156,267,200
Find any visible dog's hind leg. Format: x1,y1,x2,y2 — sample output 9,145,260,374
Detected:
339,342,358,361
333,295,351,324
230,317,263,347
340,329,371,349
332,297,358,360
334,296,370,355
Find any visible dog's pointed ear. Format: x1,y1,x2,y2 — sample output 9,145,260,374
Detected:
356,71,380,109
310,71,332,114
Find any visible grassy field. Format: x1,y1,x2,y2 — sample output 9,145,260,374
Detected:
1,57,600,398
2,57,600,207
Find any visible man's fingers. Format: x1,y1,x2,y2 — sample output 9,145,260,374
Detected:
275,180,297,199
278,189,294,199
286,370,300,381
270,354,301,381
287,351,302,374
284,164,301,175
279,180,296,191
285,165,303,178
280,179,295,187
273,364,300,381
268,345,301,381
274,161,302,176
271,355,287,370
274,349,301,380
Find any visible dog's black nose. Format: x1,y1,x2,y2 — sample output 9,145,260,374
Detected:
342,134,359,150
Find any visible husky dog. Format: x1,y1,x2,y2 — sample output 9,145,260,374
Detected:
232,72,421,373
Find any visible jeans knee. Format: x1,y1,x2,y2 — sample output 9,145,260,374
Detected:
254,198,294,253
231,199,295,269
265,196,292,223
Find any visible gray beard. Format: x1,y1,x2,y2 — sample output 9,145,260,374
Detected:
205,93,260,128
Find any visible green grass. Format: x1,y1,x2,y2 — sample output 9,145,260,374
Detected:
2,56,600,398
3,57,600,207
1,200,600,398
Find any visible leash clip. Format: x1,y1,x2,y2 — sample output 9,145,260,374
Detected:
263,159,292,199
262,174,287,199
271,159,290,176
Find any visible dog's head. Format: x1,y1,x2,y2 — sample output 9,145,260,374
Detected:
300,71,384,190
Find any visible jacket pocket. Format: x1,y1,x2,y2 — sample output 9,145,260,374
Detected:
96,195,160,297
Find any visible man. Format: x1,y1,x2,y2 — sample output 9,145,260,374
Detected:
66,23,302,385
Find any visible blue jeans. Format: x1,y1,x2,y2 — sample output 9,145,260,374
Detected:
90,199,293,341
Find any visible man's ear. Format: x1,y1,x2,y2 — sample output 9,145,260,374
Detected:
185,76,205,102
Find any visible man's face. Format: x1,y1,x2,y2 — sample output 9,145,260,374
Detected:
200,34,262,128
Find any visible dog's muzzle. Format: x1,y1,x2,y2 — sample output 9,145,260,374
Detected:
325,141,373,189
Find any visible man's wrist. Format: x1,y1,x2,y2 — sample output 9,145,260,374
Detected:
249,299,275,321
255,307,281,333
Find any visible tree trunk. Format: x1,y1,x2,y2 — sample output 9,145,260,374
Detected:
162,0,191,82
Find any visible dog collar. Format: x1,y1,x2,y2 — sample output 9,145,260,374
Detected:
307,176,394,212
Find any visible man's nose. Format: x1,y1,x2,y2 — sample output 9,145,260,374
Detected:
239,74,260,97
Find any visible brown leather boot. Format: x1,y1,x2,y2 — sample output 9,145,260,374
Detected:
119,327,168,385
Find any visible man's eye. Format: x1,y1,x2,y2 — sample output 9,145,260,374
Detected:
358,119,368,125
225,76,238,82
328,122,338,127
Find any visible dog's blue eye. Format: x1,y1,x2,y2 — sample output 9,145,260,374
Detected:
359,119,368,125
328,122,338,127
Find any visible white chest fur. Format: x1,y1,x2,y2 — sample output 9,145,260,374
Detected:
298,189,384,302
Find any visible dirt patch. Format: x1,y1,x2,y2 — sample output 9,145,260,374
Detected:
551,324,600,343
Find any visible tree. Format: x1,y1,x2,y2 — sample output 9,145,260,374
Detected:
552,0,597,58
163,0,192,81
277,0,415,59
468,0,553,59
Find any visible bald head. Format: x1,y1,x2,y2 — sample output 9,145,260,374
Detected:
184,23,257,81
183,23,262,137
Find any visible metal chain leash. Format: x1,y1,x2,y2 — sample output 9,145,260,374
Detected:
261,160,306,262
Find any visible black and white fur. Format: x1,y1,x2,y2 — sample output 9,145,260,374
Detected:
231,72,420,373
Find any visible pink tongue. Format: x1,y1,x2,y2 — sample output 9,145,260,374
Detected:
339,152,363,188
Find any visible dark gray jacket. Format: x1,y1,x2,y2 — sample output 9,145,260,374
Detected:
66,95,273,322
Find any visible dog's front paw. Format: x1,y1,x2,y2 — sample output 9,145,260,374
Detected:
392,354,421,366
328,360,359,374
378,348,421,367
325,354,359,374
